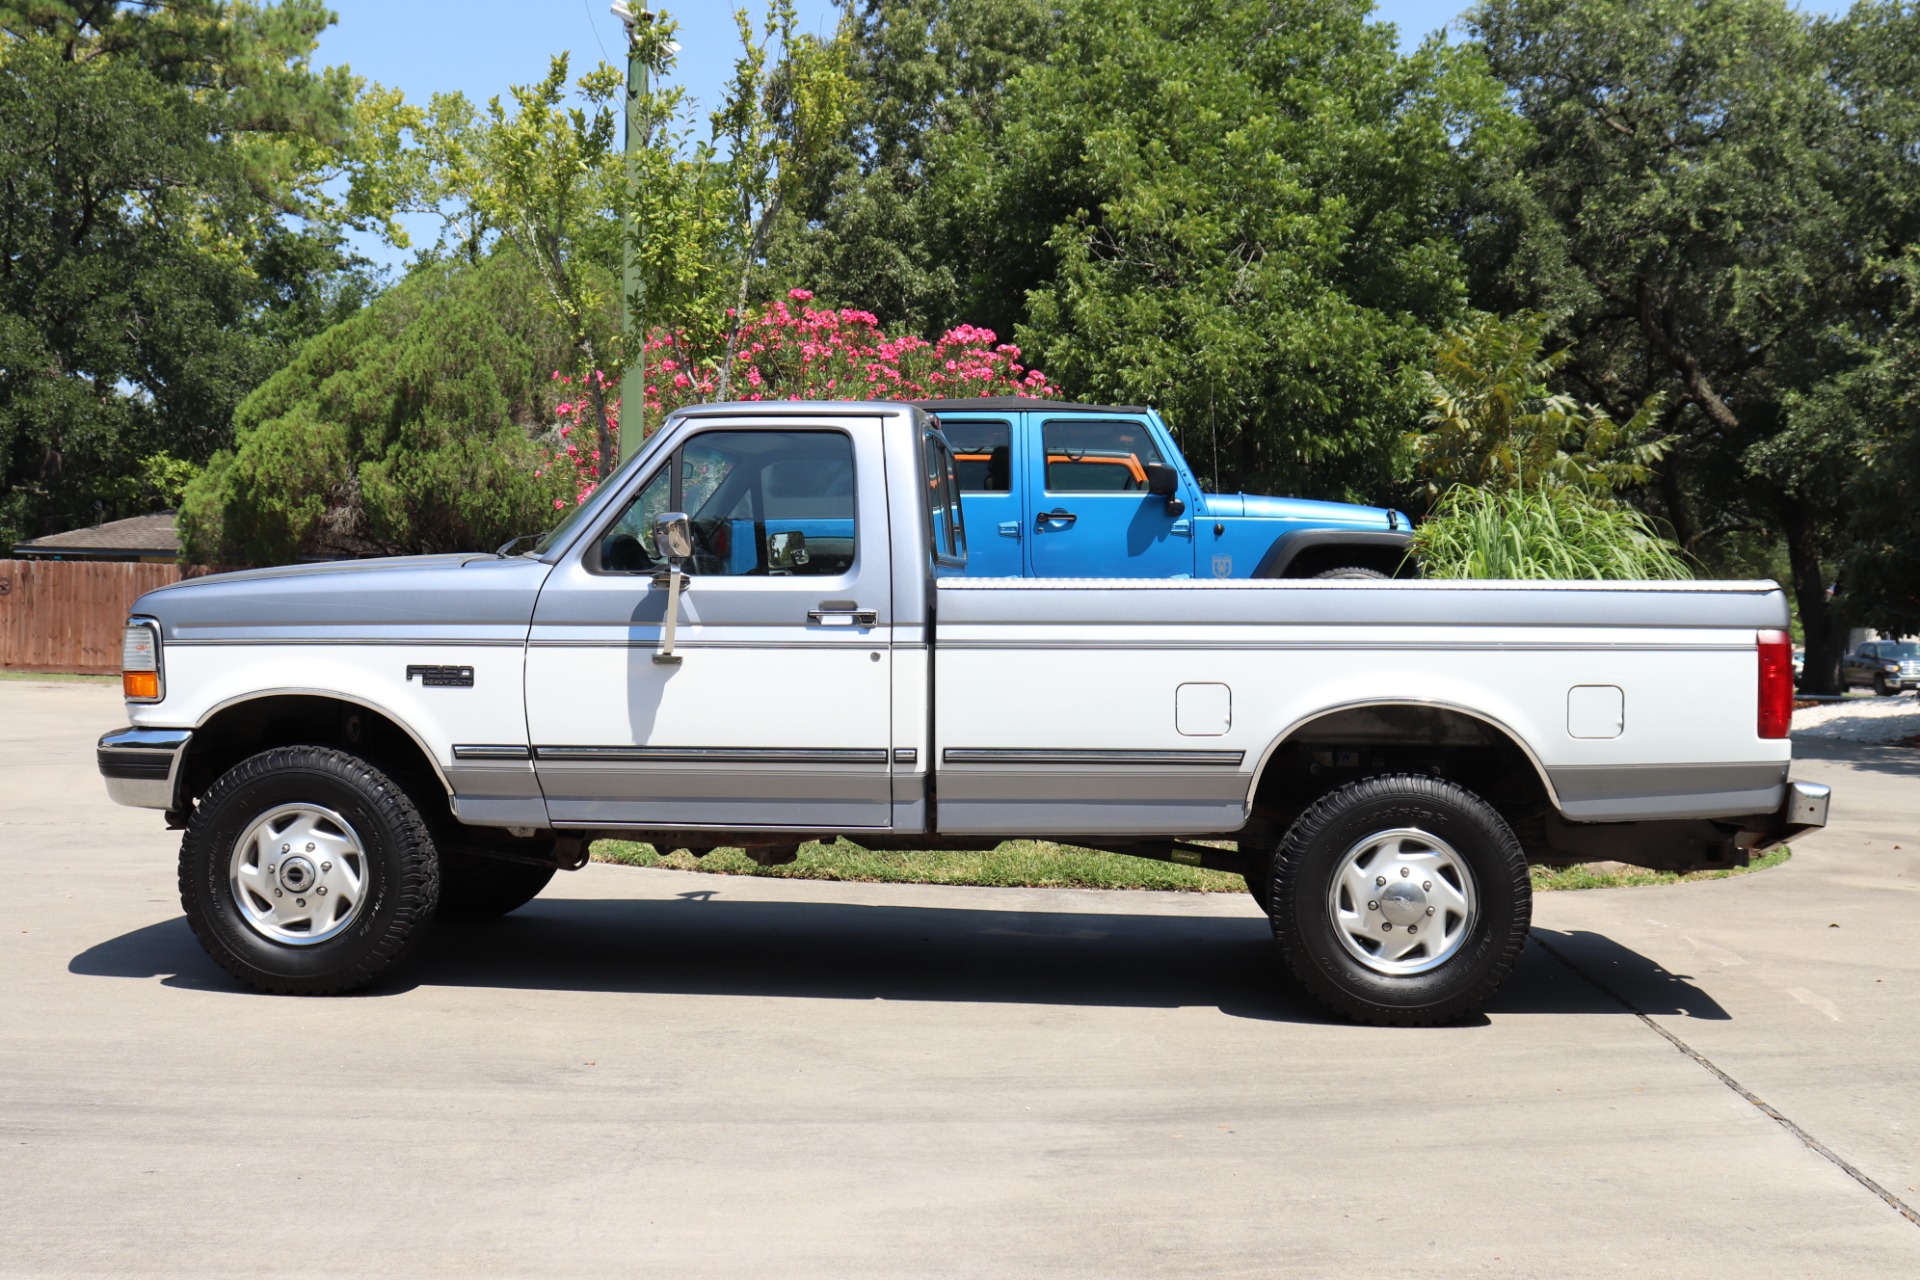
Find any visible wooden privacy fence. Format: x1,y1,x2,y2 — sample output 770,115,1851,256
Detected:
0,559,204,674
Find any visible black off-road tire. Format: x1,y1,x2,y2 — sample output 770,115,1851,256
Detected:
179,746,439,995
1268,773,1530,1027
1312,566,1390,580
437,850,556,921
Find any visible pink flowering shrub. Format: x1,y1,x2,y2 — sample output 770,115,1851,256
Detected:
543,290,1056,503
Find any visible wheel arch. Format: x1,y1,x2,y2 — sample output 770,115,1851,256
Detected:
1247,698,1561,822
179,690,453,812
1252,529,1414,579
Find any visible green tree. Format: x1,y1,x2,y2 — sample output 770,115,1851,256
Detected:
981,0,1515,501
179,250,579,566
1460,0,1909,689
768,0,1054,334
0,2,373,546
1786,249,1920,638
1412,311,1669,500
710,1,854,397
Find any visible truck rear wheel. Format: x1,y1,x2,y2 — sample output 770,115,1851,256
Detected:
1266,774,1530,1026
178,746,439,995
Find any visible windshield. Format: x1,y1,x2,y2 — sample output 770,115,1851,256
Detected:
1881,642,1919,659
529,441,657,556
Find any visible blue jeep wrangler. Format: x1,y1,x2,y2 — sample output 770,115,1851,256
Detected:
914,398,1411,579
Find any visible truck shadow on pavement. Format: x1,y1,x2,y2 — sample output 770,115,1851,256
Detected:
70,895,1728,1024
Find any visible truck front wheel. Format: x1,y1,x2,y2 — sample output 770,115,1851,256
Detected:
178,746,439,995
1265,774,1530,1026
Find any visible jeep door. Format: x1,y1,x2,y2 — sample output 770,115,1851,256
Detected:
944,414,1025,577
1025,414,1194,578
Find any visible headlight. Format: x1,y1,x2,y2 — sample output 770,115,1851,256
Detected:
122,619,163,703
1882,662,1902,673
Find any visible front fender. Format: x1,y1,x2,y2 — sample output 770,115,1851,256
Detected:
1252,528,1413,578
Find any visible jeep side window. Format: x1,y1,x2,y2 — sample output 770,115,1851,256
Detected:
945,420,1012,493
1042,418,1166,492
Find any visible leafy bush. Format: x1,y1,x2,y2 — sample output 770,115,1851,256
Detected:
180,251,586,565
1411,486,1692,580
1411,311,1670,500
548,288,1056,502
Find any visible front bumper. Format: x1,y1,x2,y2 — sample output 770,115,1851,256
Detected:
1743,779,1831,853
97,727,191,810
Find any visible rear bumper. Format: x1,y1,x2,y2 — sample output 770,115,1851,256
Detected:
97,727,191,810
1743,779,1831,853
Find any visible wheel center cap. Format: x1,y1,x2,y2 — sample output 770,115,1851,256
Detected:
279,856,316,893
1378,879,1427,925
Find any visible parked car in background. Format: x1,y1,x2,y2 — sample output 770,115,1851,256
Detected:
1841,639,1920,696
913,398,1412,580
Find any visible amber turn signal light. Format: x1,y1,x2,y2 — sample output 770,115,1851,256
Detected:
123,670,159,701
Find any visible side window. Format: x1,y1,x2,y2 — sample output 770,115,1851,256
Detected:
596,465,672,572
944,419,1012,493
593,430,856,577
924,430,966,566
1042,418,1165,492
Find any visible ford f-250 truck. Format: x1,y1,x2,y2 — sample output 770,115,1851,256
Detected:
98,401,1829,1024
913,397,1411,579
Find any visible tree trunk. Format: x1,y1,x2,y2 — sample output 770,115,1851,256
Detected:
582,371,613,484
715,193,785,402
1778,496,1844,695
1657,456,1696,553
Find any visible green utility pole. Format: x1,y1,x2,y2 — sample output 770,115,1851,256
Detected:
613,3,654,466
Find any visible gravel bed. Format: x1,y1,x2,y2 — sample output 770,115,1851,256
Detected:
1792,692,1920,743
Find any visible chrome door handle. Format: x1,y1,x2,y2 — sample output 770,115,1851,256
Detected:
808,607,877,627
1036,508,1077,530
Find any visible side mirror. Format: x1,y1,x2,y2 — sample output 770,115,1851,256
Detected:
768,529,810,571
1143,462,1185,517
653,512,694,562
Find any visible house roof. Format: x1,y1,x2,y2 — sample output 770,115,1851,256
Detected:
12,512,181,559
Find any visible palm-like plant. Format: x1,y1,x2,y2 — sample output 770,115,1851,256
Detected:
1411,312,1671,499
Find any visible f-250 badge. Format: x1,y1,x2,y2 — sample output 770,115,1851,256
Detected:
406,664,474,688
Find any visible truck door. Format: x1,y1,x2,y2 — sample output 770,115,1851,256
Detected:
943,415,1024,577
525,418,894,829
1026,415,1194,578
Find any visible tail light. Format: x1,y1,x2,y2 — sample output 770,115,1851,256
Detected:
1757,629,1792,738
122,619,163,703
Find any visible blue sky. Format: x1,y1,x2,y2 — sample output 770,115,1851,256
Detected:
315,1,1843,269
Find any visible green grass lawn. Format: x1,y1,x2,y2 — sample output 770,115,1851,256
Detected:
594,839,1790,894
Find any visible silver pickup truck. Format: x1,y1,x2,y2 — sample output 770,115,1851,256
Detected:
98,402,1828,1024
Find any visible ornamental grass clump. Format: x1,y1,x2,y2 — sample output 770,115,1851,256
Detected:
1410,486,1692,581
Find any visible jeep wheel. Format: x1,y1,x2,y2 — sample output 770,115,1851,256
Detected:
1313,566,1389,580
179,746,439,994
1269,774,1530,1026
438,849,556,921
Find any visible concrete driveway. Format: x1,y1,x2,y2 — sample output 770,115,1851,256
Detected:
3,680,1917,1278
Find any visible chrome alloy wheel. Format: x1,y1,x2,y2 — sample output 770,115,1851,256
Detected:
1326,827,1477,976
228,804,369,946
